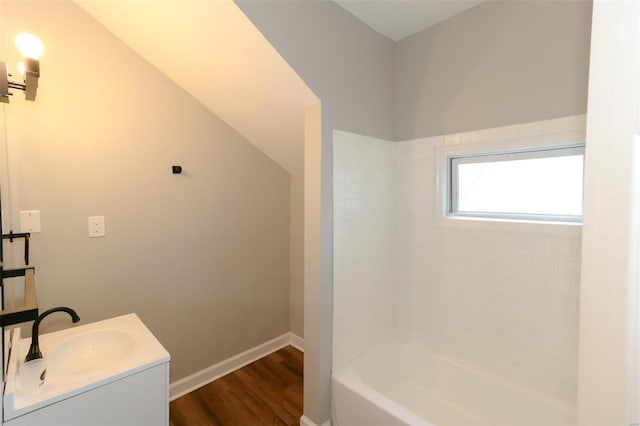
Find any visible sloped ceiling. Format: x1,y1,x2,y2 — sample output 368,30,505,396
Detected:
76,0,318,176
75,0,486,176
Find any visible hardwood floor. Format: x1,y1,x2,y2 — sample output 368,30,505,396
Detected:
170,345,303,426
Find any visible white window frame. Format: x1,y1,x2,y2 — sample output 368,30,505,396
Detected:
449,145,584,222
434,130,586,234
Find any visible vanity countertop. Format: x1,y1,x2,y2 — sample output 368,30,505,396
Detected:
3,313,170,421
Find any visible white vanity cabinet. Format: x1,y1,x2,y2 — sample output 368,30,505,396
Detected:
4,363,168,426
3,314,170,426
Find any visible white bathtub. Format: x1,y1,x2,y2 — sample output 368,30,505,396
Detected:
332,343,576,426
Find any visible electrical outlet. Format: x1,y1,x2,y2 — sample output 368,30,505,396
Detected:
88,216,105,238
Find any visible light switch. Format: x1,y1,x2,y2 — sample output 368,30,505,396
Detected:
88,216,105,238
20,210,41,233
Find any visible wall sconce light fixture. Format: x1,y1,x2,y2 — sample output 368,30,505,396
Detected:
0,33,43,103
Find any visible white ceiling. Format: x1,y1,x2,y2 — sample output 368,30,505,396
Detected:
335,0,483,41
76,0,318,176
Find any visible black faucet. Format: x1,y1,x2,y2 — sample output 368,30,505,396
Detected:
25,307,80,363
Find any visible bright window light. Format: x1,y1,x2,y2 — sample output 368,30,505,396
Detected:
449,146,584,222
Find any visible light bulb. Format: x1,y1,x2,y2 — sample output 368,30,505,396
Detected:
15,33,44,60
17,62,25,76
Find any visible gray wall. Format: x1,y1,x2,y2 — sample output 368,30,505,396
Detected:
1,0,291,382
236,0,396,140
289,175,304,338
396,0,592,140
236,1,395,423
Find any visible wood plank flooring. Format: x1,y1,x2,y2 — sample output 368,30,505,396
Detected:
170,345,303,426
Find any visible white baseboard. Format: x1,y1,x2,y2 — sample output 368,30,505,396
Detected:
290,332,304,352
300,415,331,426
170,332,304,400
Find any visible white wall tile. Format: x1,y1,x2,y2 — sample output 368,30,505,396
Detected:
408,117,581,402
427,135,446,147
445,133,461,145
460,130,479,144
477,127,500,143
333,131,398,370
333,120,581,404
543,117,569,135
519,121,545,138
546,237,582,260
497,124,520,141
567,114,587,131
334,183,347,200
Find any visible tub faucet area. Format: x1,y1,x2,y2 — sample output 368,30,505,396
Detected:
25,307,80,362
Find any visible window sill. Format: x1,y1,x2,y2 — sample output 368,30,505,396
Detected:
438,214,582,236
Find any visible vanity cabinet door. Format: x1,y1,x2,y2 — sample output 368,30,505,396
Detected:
4,363,169,426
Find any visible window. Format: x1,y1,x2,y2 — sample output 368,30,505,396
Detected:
448,145,584,222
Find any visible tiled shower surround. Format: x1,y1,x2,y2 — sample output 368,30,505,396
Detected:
333,133,398,370
333,115,585,404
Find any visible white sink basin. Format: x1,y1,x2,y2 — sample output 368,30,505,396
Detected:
47,329,137,379
4,313,170,421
